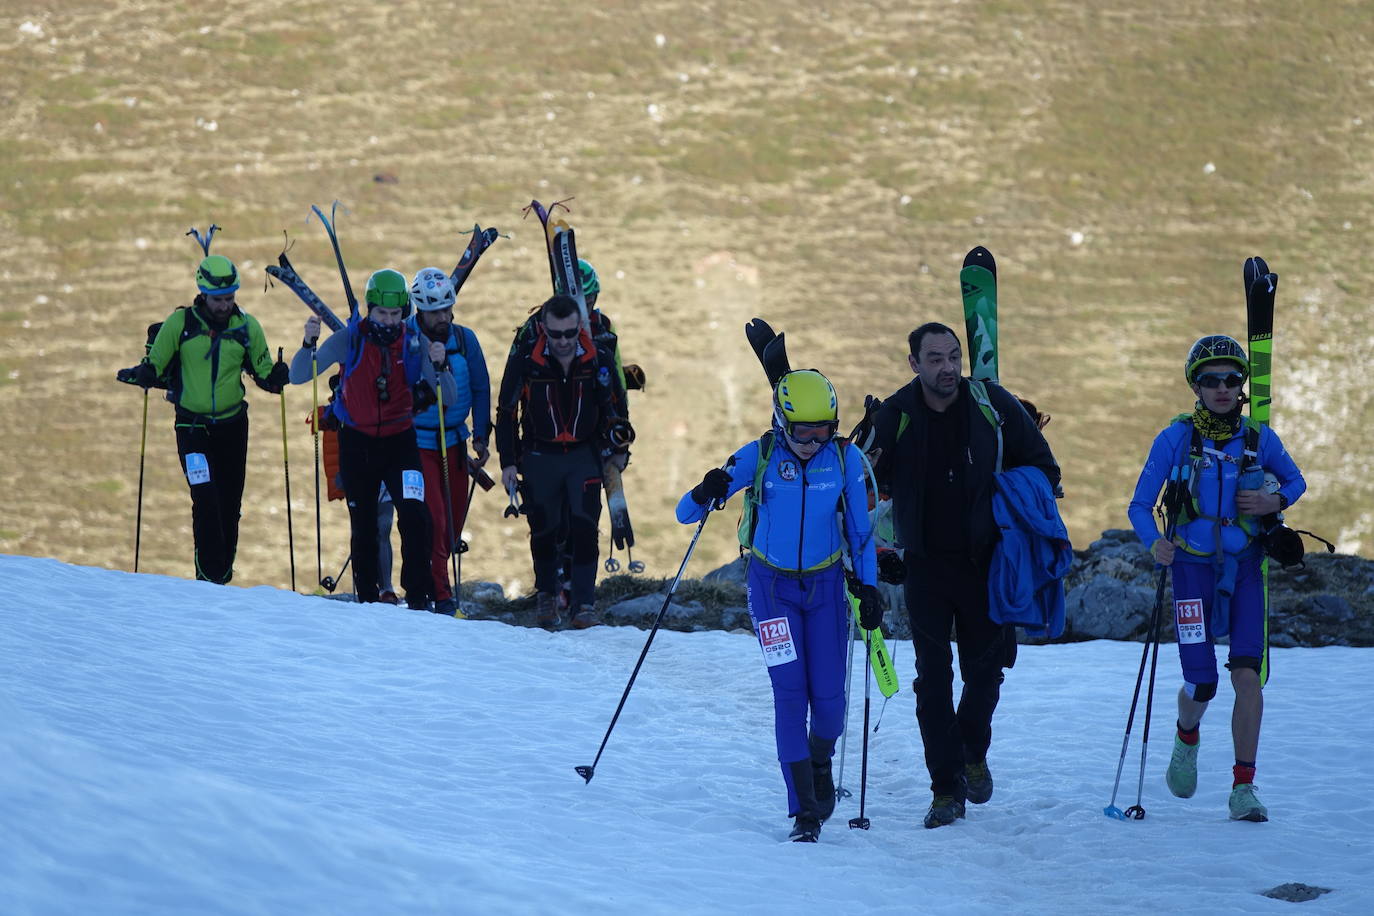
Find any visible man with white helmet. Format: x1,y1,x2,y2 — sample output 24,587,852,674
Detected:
407,267,491,615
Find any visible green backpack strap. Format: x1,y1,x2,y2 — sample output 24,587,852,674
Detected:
737,431,775,552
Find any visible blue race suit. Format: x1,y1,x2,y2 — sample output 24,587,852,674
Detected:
677,433,876,815
1128,418,1305,689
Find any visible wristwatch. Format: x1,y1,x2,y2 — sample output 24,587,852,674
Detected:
1277,493,1290,512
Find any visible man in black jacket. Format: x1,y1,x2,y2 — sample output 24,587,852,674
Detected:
865,322,1060,828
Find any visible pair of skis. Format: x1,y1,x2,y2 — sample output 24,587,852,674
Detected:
1244,256,1277,688
523,199,641,573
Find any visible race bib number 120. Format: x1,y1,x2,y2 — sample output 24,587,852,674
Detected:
757,616,797,668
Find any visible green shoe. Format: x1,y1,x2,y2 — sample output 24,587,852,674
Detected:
1228,783,1269,822
964,760,994,805
923,795,966,829
1165,735,1199,799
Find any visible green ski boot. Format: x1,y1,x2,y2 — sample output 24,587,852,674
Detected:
1228,783,1269,822
1165,734,1199,799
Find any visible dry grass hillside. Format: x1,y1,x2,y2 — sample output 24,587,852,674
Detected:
2,0,1372,596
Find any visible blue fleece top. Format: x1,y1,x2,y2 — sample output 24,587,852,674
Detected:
676,435,877,586
989,466,1072,637
1128,418,1306,558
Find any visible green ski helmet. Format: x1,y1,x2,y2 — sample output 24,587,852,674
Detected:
365,268,410,316
773,369,839,437
1185,335,1249,383
579,259,600,297
195,254,240,296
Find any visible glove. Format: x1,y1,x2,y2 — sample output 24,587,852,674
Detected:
266,360,290,392
877,548,907,585
856,583,885,631
691,467,732,505
411,379,438,413
116,362,157,388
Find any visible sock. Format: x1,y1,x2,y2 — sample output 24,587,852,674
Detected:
1233,761,1256,788
1176,722,1200,746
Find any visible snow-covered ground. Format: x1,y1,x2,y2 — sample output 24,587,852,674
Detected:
1,554,1369,914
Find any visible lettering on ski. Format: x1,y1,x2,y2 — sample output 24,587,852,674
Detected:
847,589,899,698
266,246,345,333
1244,254,1279,686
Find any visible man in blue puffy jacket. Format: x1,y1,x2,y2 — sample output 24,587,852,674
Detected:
408,268,491,616
1128,334,1305,823
679,369,883,843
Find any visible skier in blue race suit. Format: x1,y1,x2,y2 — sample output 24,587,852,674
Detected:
1128,335,1305,823
678,369,883,843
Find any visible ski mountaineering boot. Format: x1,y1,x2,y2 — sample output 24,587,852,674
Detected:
809,734,837,822
787,759,823,842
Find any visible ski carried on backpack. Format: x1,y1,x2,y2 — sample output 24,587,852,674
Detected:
960,246,999,384
1244,255,1278,687
310,202,361,320
450,225,502,298
266,241,346,333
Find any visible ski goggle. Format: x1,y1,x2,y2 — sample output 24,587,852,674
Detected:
367,289,408,310
1195,371,1247,390
786,421,838,445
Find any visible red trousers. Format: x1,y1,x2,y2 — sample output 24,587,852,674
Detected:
420,445,471,601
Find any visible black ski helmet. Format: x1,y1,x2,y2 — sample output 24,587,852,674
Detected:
1185,335,1249,384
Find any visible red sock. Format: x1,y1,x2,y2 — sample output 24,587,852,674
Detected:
1177,723,1200,746
1233,763,1256,787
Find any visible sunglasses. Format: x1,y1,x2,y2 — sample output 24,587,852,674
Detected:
787,422,837,445
546,326,580,340
1195,371,1246,390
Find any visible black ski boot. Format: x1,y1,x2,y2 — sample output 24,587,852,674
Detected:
787,759,823,842
809,734,837,822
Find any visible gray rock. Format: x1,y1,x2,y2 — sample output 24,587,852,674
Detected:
1309,594,1355,621
603,593,704,625
1066,575,1158,639
1260,883,1331,903
703,557,748,586
469,581,505,602
720,606,753,631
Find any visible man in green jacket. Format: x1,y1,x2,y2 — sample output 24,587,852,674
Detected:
117,254,288,583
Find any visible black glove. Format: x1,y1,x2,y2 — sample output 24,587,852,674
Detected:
877,548,907,585
267,360,290,392
411,379,438,413
691,468,732,505
116,362,157,388
857,583,885,631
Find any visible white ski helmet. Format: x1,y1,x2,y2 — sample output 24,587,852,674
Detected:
410,267,456,312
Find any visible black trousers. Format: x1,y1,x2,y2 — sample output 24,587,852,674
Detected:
175,409,249,584
338,425,433,606
520,443,602,608
905,555,1016,799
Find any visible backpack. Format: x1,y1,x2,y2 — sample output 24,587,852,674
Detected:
893,377,1004,472
144,305,251,404
736,430,850,552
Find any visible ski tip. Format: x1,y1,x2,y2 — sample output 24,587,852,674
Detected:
745,318,778,359
962,246,996,274
761,333,791,387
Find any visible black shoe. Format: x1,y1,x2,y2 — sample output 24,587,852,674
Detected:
809,734,837,822
923,795,966,829
789,815,822,843
964,759,994,805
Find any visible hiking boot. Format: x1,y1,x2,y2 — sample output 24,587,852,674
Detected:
378,591,399,605
405,595,432,611
1228,783,1269,822
535,592,561,629
1165,734,1199,799
787,759,823,842
809,734,837,822
571,605,601,629
433,597,457,616
964,759,994,805
923,795,966,829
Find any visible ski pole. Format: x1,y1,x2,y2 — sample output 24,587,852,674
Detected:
835,595,858,801
434,373,460,598
320,553,351,593
311,346,323,588
133,387,149,573
1105,518,1177,819
278,348,296,592
576,502,720,784
848,628,873,830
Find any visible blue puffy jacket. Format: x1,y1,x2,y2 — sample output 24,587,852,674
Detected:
407,319,490,451
988,466,1072,637
676,434,877,587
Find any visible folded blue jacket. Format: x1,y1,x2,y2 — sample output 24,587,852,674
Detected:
989,466,1072,638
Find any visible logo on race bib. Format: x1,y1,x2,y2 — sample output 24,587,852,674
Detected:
1175,598,1206,645
184,452,210,485
402,469,425,502
757,616,798,668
